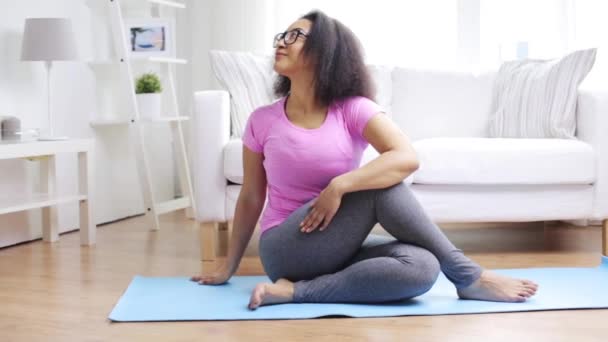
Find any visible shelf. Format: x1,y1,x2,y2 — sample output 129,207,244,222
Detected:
0,193,87,215
85,0,196,231
147,57,188,64
86,60,116,66
90,116,190,127
147,0,186,9
155,196,191,215
86,0,186,10
0,139,94,160
141,116,190,123
89,118,131,126
87,56,188,66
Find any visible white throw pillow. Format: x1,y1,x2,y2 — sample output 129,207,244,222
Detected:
488,48,597,139
209,50,277,138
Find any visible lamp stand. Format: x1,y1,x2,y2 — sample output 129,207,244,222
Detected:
38,61,68,141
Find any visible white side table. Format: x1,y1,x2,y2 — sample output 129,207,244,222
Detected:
0,139,96,245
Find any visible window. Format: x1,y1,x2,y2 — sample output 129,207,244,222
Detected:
480,0,570,67
272,0,459,68
271,0,606,84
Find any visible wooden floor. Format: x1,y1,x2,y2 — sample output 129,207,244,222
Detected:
1,212,607,342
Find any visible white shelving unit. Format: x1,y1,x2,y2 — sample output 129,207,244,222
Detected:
86,0,196,230
0,139,95,245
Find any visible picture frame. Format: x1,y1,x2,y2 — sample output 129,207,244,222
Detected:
123,18,175,58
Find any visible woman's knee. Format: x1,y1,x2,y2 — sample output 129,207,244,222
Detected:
382,181,408,193
397,247,440,294
375,181,411,203
260,259,297,283
414,250,441,290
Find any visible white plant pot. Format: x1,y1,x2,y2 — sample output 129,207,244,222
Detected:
136,93,162,120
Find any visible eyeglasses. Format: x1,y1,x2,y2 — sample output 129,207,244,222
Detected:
273,29,308,48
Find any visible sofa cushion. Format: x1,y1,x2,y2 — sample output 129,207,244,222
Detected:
391,68,496,141
224,139,414,185
224,139,245,184
412,137,595,185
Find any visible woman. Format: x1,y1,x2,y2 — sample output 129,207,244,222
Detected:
192,10,538,310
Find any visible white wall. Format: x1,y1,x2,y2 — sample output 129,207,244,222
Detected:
186,0,274,95
0,0,174,248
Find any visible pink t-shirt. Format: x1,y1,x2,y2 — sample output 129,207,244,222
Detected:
242,95,383,235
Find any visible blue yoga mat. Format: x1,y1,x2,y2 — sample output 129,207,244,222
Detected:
109,257,608,321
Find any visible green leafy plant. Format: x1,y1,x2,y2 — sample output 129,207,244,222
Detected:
135,72,162,94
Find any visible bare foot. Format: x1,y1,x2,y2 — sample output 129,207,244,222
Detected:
457,270,539,302
248,278,295,310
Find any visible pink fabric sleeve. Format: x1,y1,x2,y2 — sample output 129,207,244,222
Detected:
343,96,384,144
242,110,264,153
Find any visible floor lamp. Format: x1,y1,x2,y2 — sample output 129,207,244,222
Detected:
21,18,78,141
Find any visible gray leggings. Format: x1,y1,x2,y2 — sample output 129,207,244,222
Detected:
259,182,483,304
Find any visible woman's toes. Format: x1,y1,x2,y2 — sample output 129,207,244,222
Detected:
252,291,261,306
523,280,538,289
525,283,538,292
519,280,537,291
248,284,265,310
248,281,296,310
521,286,536,297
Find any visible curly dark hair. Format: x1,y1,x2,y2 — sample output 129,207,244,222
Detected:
273,10,375,107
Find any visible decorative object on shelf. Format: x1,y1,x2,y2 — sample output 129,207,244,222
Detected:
0,116,21,141
135,72,163,119
124,18,174,59
20,18,78,141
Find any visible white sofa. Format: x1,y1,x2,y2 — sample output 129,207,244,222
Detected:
191,67,608,262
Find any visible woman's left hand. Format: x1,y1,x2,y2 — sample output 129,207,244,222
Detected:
300,179,345,233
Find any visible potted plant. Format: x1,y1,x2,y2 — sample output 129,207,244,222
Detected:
135,72,163,119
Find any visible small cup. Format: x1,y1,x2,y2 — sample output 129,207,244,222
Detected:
0,116,21,141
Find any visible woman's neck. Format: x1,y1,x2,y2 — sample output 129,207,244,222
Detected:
287,72,325,115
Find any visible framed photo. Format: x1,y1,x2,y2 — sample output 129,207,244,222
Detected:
124,18,175,58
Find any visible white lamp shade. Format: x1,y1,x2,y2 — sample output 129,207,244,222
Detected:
21,18,77,61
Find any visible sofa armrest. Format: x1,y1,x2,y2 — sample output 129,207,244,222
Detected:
576,88,608,219
191,90,230,222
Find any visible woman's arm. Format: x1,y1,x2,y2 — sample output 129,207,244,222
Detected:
224,146,267,274
332,112,419,196
299,112,418,232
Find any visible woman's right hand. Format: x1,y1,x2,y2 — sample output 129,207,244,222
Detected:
190,262,234,285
